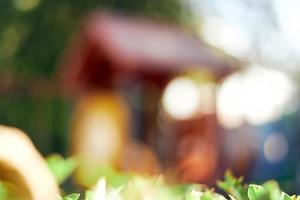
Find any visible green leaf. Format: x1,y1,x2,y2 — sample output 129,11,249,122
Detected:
184,187,203,200
85,191,94,200
291,195,300,200
61,193,80,200
46,154,77,184
248,184,265,200
0,182,9,200
217,170,248,200
262,180,281,200
201,192,227,200
228,194,237,200
280,192,292,200
106,186,123,200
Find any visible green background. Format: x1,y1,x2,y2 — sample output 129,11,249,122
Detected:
0,0,191,155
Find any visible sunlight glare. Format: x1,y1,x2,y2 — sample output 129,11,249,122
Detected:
275,0,300,54
217,66,295,128
201,17,250,58
162,77,201,120
216,73,244,129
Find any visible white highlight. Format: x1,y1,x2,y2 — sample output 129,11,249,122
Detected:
201,17,250,58
162,77,201,120
217,73,244,129
275,0,300,54
93,178,106,200
242,67,294,125
217,66,295,128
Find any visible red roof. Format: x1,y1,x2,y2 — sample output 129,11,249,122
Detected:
58,12,236,92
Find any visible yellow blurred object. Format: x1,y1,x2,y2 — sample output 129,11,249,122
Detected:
70,91,161,187
0,125,60,200
184,68,215,84
70,91,130,187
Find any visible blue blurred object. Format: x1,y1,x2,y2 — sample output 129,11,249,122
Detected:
250,109,300,192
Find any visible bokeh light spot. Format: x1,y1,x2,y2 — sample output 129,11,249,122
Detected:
216,73,244,129
0,25,25,58
264,133,288,163
162,77,201,120
13,0,41,12
217,65,295,128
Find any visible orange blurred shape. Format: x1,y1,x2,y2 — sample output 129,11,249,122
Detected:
178,143,217,183
0,125,59,200
120,141,160,175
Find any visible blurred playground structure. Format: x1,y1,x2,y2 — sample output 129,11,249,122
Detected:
58,12,235,186
1,0,300,196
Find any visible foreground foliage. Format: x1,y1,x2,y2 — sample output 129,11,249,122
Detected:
61,171,300,200
1,155,299,200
